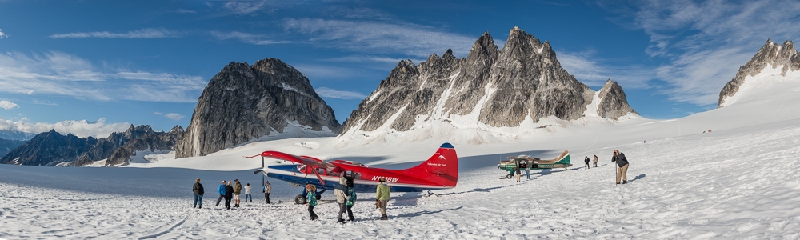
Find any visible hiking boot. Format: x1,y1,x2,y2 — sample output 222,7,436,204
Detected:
622,180,627,184
616,182,620,185
198,206,202,209
380,214,388,220
337,218,345,223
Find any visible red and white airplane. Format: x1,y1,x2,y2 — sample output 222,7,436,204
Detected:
247,143,458,193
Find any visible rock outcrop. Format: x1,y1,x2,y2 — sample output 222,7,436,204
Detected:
341,26,636,137
718,39,800,107
175,58,341,158
597,79,637,120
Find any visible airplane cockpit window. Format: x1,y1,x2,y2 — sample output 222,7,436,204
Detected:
317,168,326,175
298,165,306,172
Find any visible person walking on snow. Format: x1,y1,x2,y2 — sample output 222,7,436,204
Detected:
215,180,227,206
306,184,319,220
224,182,234,210
376,178,391,220
244,183,252,202
233,179,243,207
593,155,599,167
263,181,272,204
514,166,521,182
612,150,630,184
345,178,357,222
334,177,349,223
585,156,591,169
193,178,204,209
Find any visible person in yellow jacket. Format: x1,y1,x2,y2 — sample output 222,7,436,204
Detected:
376,178,391,220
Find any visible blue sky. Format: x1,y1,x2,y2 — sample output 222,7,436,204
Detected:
0,0,798,137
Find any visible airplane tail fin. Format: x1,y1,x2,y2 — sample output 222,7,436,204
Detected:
404,142,458,188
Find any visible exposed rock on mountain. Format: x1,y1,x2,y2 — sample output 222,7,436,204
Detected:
0,125,182,166
341,27,636,141
71,125,183,166
719,39,800,107
0,130,97,166
0,138,25,158
597,79,637,120
175,58,341,158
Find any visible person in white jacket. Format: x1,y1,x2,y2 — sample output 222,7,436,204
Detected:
245,183,252,202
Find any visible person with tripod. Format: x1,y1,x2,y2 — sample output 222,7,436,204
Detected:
612,150,629,184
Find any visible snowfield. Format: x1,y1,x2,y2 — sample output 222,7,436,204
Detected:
3,69,800,239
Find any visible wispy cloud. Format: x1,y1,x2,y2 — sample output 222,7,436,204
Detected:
49,28,182,39
632,0,800,105
154,112,185,121
284,18,477,58
315,87,367,100
31,99,58,106
224,0,268,14
558,51,654,89
0,51,206,102
173,9,196,14
0,117,130,138
0,100,18,110
210,31,289,45
0,28,7,39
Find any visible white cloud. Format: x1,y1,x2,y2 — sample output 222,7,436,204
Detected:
164,113,185,121
283,18,478,58
558,51,654,89
210,31,289,45
224,0,268,14
0,51,206,102
0,100,18,110
0,117,130,138
632,0,800,105
31,99,58,106
49,28,182,39
0,28,7,39
173,9,196,14
315,87,367,100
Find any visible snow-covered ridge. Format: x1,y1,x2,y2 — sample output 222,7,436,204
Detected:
720,64,800,107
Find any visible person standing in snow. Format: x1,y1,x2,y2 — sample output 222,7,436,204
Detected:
233,179,243,207
525,160,531,180
216,180,227,206
334,176,349,223
376,178,391,220
263,181,272,204
593,155,599,167
345,177,356,222
225,182,234,210
612,150,630,184
306,184,319,220
193,178,204,209
585,156,591,169
514,166,521,182
245,183,252,203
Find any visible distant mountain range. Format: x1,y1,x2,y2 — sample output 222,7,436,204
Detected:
0,130,37,141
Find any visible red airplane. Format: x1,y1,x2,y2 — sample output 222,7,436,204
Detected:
248,142,458,194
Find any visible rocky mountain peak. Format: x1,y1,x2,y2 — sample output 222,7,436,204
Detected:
597,79,637,120
718,39,800,107
175,58,340,158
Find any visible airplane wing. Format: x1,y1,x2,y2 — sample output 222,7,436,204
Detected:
247,150,336,170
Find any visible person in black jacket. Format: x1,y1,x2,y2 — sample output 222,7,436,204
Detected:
584,156,591,169
611,150,630,184
193,178,204,209
224,182,234,210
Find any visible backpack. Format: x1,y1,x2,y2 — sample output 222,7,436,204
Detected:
346,188,357,206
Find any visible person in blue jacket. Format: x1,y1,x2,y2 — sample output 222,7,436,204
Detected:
306,184,319,220
215,180,227,206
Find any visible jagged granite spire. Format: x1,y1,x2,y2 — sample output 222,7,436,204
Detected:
341,26,636,138
176,58,341,158
718,40,800,107
597,79,637,120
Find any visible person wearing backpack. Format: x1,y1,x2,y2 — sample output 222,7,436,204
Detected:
611,150,630,184
334,177,349,223
306,184,319,220
193,178,204,209
585,156,591,170
345,178,356,222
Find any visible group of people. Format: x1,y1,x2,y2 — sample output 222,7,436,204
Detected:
305,176,392,222
191,178,273,210
584,155,599,169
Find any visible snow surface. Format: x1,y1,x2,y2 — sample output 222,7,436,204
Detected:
4,72,800,238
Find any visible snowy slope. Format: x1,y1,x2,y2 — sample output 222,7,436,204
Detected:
3,71,800,238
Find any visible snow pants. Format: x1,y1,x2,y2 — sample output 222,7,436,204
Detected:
616,164,629,183
265,193,271,204
586,162,590,169
378,200,388,215
308,205,318,220
193,194,203,208
346,205,354,221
